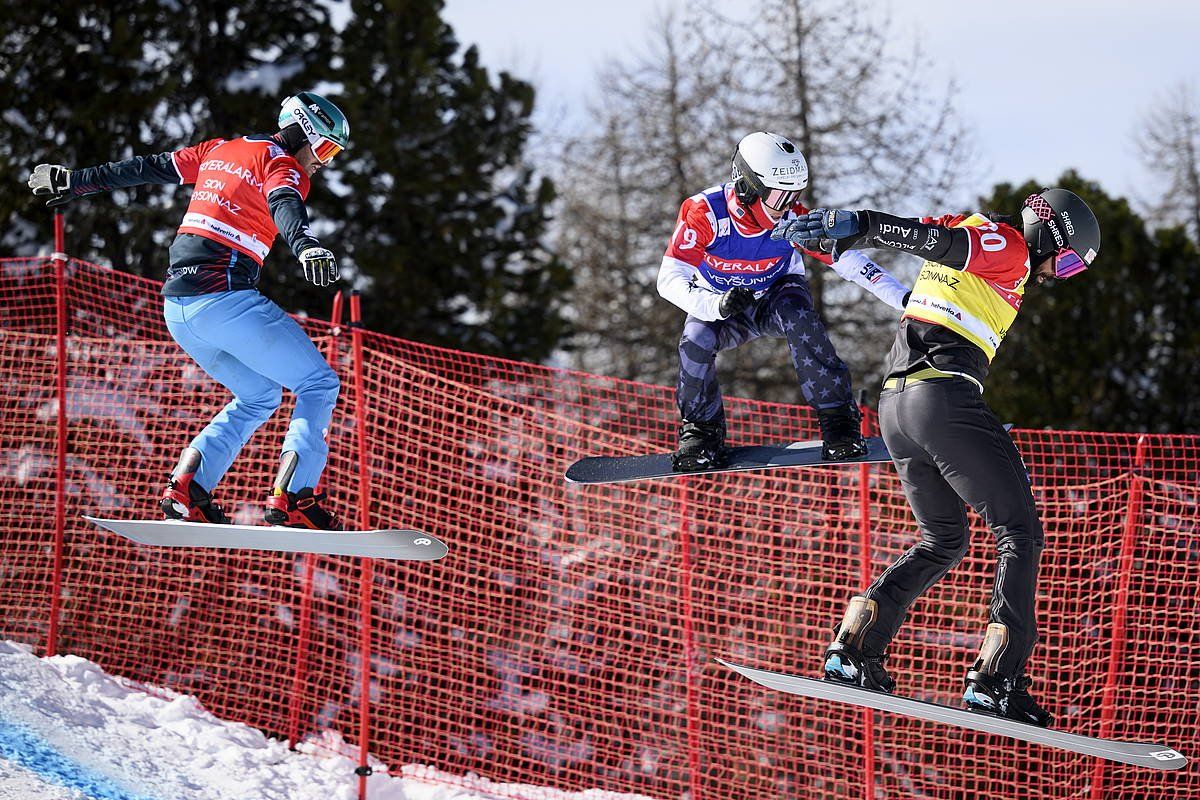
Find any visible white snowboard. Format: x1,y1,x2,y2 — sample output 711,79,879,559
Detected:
717,658,1187,770
84,516,448,561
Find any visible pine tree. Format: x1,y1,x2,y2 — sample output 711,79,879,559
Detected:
0,2,333,292
319,0,570,360
982,172,1200,432
2,1,569,360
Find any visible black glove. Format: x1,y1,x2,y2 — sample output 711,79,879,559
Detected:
299,247,339,288
773,209,867,261
719,287,756,319
28,164,73,207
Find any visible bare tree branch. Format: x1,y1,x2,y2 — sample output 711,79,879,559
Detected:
554,0,974,401
1137,82,1200,243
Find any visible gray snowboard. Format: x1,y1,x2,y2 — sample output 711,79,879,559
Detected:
565,437,891,485
717,658,1187,770
85,516,448,561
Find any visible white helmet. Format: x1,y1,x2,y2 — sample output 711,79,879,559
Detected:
730,132,809,211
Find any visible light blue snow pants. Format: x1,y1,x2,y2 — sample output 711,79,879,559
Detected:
163,290,340,493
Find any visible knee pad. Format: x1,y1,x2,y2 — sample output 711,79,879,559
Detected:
239,386,283,422
319,369,341,400
916,531,970,567
297,366,340,403
771,292,811,317
679,329,719,362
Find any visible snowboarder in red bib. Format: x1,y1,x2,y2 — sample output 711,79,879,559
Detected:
775,188,1101,726
658,132,910,471
28,92,351,530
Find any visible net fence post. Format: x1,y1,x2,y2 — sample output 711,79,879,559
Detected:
47,210,69,657
856,391,876,800
678,476,702,800
349,291,375,799
1089,435,1148,800
287,291,346,746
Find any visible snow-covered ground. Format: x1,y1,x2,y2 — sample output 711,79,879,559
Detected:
0,642,655,800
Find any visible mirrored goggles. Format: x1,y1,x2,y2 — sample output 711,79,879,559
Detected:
1053,247,1088,279
762,188,803,211
311,137,344,164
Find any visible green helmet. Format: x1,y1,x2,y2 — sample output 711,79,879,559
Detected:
278,91,350,163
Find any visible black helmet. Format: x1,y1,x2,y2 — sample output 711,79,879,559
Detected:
1020,188,1100,275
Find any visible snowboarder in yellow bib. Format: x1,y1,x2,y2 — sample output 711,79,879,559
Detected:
773,188,1101,727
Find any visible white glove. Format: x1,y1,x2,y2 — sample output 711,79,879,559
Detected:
299,247,339,288
28,164,73,207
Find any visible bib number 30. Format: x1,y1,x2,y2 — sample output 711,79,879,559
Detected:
977,221,1008,253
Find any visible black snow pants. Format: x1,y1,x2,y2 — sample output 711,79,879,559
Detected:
861,377,1045,677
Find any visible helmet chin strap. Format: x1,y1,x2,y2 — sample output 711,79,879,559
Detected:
733,176,758,208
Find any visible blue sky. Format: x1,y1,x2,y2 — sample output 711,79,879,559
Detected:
442,0,1200,209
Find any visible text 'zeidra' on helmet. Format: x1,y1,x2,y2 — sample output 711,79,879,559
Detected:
278,92,350,164
731,132,809,212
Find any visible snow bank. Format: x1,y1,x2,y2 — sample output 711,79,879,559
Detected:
0,642,657,800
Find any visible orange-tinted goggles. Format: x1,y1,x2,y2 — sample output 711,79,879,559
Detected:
312,137,344,164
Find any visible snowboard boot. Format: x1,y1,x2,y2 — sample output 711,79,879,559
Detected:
817,404,867,461
823,596,896,693
962,623,1053,727
263,451,342,530
160,448,230,524
264,487,343,531
671,419,728,472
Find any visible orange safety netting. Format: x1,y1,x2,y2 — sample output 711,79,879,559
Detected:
1,253,1196,800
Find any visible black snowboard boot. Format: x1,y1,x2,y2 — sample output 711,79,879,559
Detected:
823,596,896,693
671,419,727,472
961,622,1052,727
817,404,867,461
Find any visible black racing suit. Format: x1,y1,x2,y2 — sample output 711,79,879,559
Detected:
849,210,1045,679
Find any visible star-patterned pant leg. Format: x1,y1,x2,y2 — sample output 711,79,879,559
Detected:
676,312,763,423
756,278,855,410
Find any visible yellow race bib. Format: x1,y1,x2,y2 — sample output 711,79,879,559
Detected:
902,214,1029,361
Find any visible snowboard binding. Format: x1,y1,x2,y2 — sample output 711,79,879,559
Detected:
671,419,728,472
962,623,1052,727
264,487,343,531
818,405,867,461
263,453,342,530
160,448,230,524
963,671,1052,727
823,596,896,693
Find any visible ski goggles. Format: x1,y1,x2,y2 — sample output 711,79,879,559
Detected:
311,137,344,164
1052,247,1088,279
761,188,803,211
